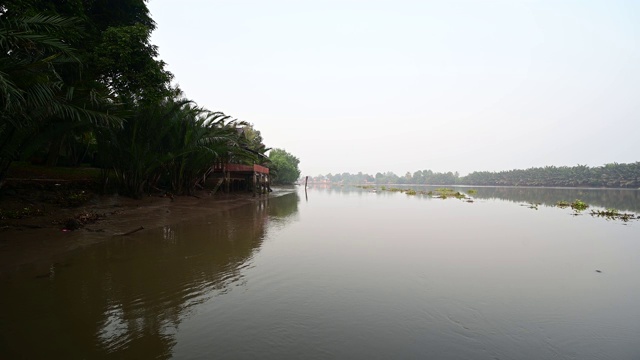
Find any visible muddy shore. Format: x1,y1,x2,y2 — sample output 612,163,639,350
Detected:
0,188,287,274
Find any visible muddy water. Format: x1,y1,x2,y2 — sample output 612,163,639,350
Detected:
1,187,639,359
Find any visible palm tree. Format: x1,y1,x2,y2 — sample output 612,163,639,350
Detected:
0,14,119,187
163,106,250,195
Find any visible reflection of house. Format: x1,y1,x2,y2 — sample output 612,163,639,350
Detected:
207,162,270,195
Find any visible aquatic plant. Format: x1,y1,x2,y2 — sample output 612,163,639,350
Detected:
406,189,417,195
589,209,638,222
453,191,466,199
466,189,477,195
570,199,589,211
520,202,540,210
427,188,469,200
556,201,571,208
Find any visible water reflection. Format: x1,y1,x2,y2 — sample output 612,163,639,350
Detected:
0,193,300,359
310,185,640,213
268,191,300,220
469,186,640,213
3,187,638,359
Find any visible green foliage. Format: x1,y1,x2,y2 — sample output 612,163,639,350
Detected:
269,148,301,185
0,0,170,179
93,24,173,101
372,186,472,201
163,107,250,195
570,199,589,211
461,163,640,188
589,209,637,222
0,2,275,198
96,96,250,197
0,13,120,187
311,163,640,189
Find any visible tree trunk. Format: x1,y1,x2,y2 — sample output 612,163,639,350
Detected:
46,136,65,167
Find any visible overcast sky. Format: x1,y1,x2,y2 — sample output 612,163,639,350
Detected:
148,0,639,176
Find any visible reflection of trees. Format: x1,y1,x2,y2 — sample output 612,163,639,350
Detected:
0,197,298,359
307,184,351,194
471,187,640,213
312,184,640,214
268,192,300,219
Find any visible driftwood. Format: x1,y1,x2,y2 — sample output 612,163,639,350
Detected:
116,226,144,236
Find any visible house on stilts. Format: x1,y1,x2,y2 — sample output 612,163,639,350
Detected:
206,161,271,196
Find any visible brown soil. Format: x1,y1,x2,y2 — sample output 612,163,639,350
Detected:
0,182,269,273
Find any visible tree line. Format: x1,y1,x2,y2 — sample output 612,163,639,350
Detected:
0,1,300,195
312,162,640,188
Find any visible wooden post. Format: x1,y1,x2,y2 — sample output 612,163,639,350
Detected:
305,176,308,189
211,178,224,196
253,171,258,197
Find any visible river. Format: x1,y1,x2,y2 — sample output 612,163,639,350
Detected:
1,186,639,359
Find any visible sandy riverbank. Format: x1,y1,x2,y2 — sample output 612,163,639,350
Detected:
0,189,287,273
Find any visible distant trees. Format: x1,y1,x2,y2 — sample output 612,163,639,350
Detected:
310,162,640,189
321,172,375,185
269,149,301,185
460,163,640,188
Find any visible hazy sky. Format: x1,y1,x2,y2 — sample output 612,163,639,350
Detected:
148,0,639,176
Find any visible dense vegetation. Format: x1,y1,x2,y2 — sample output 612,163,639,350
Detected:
269,148,301,185
313,162,640,189
0,1,299,196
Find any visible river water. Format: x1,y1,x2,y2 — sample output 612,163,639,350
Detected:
1,186,639,359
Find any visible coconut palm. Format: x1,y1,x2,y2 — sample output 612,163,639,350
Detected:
162,106,250,195
0,14,119,187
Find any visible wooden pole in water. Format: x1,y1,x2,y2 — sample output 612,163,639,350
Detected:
252,171,257,197
305,176,308,189
211,178,224,196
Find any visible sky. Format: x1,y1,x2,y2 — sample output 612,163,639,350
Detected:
148,0,639,177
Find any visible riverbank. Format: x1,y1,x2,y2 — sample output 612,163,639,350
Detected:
0,186,285,274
